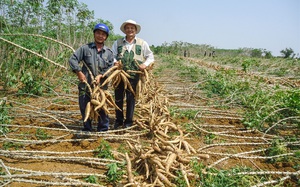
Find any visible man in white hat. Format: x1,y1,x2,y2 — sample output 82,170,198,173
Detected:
112,19,154,129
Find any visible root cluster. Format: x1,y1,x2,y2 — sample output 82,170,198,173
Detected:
103,63,210,186
83,81,119,121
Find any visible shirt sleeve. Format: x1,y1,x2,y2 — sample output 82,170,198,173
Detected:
69,47,83,73
111,40,118,63
142,41,155,66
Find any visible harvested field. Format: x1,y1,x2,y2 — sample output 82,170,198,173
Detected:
0,55,299,187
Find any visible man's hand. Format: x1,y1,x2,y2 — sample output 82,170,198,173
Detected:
95,74,103,84
114,60,122,69
114,61,120,66
76,71,86,82
139,63,147,70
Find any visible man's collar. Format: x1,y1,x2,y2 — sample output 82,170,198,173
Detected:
91,42,96,47
123,37,136,44
92,42,107,51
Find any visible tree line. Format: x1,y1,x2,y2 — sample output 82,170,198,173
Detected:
0,0,297,61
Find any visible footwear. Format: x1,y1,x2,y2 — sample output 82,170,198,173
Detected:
124,123,132,128
82,127,92,132
97,129,108,132
82,123,92,132
114,122,123,129
97,125,108,132
124,119,133,128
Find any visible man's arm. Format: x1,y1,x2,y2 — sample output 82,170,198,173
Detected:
142,41,154,67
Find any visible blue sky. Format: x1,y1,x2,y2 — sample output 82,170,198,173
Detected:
81,0,299,56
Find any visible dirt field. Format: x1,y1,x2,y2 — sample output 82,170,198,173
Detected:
0,56,299,187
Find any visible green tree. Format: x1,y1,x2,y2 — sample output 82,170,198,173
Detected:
251,48,262,58
0,0,116,95
263,49,272,59
280,47,294,58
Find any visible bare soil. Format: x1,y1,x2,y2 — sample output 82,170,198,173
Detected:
0,56,298,187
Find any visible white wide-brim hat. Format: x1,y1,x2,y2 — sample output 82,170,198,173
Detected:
120,19,141,34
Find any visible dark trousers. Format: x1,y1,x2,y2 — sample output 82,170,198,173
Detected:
79,91,109,131
114,77,139,127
